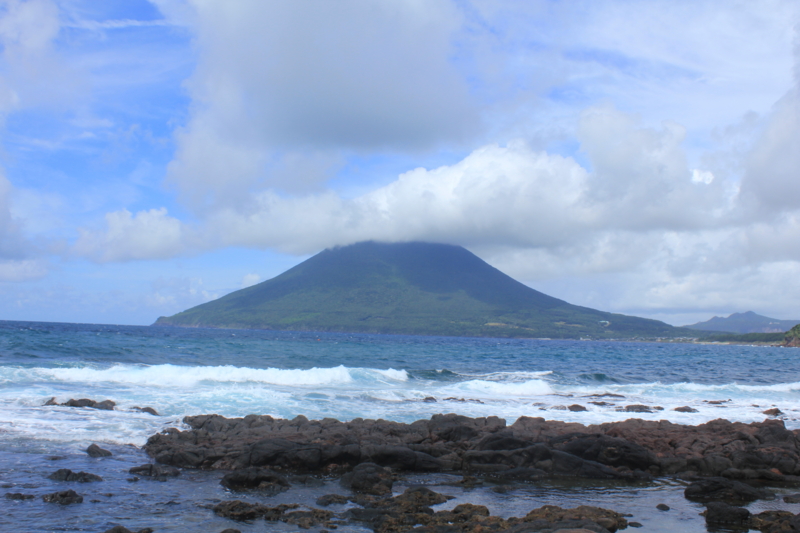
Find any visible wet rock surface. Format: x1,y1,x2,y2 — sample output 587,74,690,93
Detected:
49,398,116,410
48,468,103,482
5,492,35,500
342,486,628,533
684,476,775,503
129,463,180,481
87,443,113,457
42,489,83,504
103,527,154,533
219,466,290,495
144,413,800,483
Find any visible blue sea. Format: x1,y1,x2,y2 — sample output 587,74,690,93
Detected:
2,320,800,532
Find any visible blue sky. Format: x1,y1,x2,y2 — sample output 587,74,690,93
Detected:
0,0,798,326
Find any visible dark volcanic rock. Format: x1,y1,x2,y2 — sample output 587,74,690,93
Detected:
129,464,180,480
61,398,116,410
42,489,83,504
141,413,800,483
48,468,103,482
5,492,35,500
703,501,751,527
618,404,652,413
220,467,290,495
684,476,775,503
87,443,112,457
317,493,349,506
213,500,279,521
132,406,159,416
551,433,658,472
213,500,334,528
341,462,394,495
751,510,800,532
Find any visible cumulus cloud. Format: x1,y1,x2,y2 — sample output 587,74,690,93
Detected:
0,176,47,281
0,0,81,112
75,106,739,257
73,208,187,262
164,0,478,210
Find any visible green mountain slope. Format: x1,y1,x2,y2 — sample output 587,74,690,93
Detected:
154,241,692,339
684,311,800,334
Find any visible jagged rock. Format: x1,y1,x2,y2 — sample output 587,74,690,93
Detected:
5,492,35,500
61,398,116,410
684,476,775,503
103,527,154,533
702,501,751,527
87,443,112,457
42,489,83,504
48,468,103,482
132,406,159,416
141,413,800,483
341,462,393,495
618,404,652,413
129,464,180,481
213,500,278,521
521,504,627,533
763,408,783,416
213,500,333,528
220,467,290,495
751,510,800,532
317,494,349,506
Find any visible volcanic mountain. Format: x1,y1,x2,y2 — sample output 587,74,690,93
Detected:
154,241,689,339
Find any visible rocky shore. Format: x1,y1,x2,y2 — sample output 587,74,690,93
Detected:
137,412,800,532
146,413,800,482
11,405,800,532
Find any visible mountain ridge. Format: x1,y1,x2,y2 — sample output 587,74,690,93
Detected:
684,311,800,334
155,241,695,339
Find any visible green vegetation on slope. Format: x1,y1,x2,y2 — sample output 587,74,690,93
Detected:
155,241,694,339
786,324,800,347
699,332,785,343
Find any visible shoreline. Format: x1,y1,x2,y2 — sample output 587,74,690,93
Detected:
8,411,800,532
140,412,800,532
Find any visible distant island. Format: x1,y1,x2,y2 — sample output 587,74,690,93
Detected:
154,241,700,339
684,311,800,334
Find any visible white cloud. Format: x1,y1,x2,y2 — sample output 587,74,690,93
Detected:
164,0,478,209
240,273,260,288
73,208,187,262
0,0,82,111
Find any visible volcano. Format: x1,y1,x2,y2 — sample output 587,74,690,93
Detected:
154,241,688,339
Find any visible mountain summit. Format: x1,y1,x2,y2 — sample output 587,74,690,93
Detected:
154,241,686,339
684,311,800,334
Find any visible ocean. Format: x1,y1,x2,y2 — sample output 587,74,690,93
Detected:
2,320,799,532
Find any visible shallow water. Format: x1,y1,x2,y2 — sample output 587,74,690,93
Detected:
2,320,800,531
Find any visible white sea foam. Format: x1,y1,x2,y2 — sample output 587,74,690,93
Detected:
444,378,554,397
7,364,409,388
3,361,800,449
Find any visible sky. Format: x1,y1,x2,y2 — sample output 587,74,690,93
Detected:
0,0,798,327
